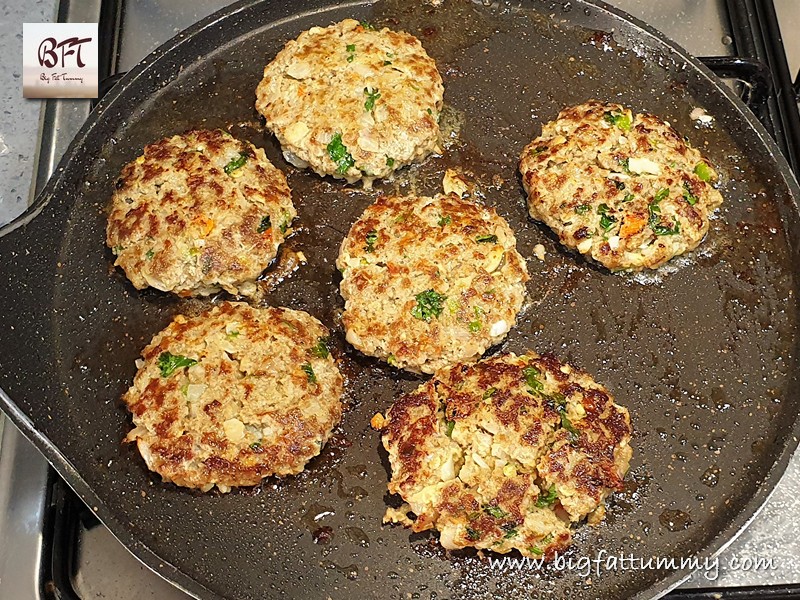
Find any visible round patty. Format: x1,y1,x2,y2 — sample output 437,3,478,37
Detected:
372,351,633,558
123,301,344,492
336,191,530,374
106,129,296,296
519,100,724,271
255,19,443,187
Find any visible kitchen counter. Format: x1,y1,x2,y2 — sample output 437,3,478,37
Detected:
0,1,56,227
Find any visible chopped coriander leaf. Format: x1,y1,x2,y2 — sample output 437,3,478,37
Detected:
385,156,395,167
157,352,198,378
445,419,455,437
694,161,713,182
654,187,670,202
359,20,374,30
301,362,317,384
346,43,356,52
426,108,433,115
561,413,580,440
250,442,263,451
575,204,590,214
387,354,397,366
620,157,631,174
327,132,356,175
364,87,381,112
411,289,447,322
600,214,617,231
522,365,544,393
483,387,497,400
257,215,272,233
438,214,452,227
383,60,392,66
364,229,378,252
603,110,632,131
597,204,617,232
310,336,331,359
223,152,248,175
503,526,518,539
652,217,681,236
145,249,155,259
683,181,699,205
622,193,634,203
476,234,498,243
466,527,482,541
483,505,508,519
535,485,558,508
468,320,481,333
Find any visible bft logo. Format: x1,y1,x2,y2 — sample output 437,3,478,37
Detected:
23,23,99,99
37,36,93,69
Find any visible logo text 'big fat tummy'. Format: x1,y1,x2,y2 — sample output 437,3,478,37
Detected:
23,23,98,98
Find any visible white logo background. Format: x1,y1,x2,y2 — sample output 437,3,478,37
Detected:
23,22,98,98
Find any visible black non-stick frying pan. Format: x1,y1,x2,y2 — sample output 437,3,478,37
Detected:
1,1,799,598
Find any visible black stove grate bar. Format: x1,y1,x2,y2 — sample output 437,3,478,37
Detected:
698,56,772,112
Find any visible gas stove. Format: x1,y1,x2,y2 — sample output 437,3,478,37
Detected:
1,1,799,598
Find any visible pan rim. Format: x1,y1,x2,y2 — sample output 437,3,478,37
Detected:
0,0,799,599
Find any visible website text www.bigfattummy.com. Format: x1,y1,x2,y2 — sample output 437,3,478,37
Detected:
488,551,781,582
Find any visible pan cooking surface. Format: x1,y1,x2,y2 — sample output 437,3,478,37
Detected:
1,1,799,599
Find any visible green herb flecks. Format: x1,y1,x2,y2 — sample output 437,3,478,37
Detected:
529,533,554,555
476,234,498,244
279,210,291,234
483,387,497,400
345,43,356,62
694,161,713,182
535,485,558,508
327,132,356,175
359,20,374,30
560,412,580,440
612,179,626,190
597,203,617,232
466,527,482,541
309,337,331,359
575,204,590,215
385,156,395,168
223,152,248,175
301,362,317,384
438,215,452,227
364,87,381,112
621,193,634,203
483,505,508,519
648,188,681,236
603,110,632,131
445,419,455,437
522,365,544,393
364,230,378,252
683,181,699,206
502,524,519,539
411,289,447,322
250,442,263,452
157,352,198,378
145,249,155,260
257,215,272,233
468,306,483,333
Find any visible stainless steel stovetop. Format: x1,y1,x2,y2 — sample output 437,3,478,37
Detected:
1,1,799,598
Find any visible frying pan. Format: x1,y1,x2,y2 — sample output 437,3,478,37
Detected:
1,0,799,598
